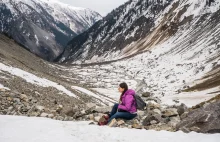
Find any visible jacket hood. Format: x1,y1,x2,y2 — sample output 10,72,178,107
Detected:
124,89,135,96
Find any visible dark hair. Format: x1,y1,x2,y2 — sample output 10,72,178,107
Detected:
119,82,128,101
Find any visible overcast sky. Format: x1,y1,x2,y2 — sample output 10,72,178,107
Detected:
58,0,128,16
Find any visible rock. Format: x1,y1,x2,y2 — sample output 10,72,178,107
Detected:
20,94,28,102
89,114,94,121
80,110,86,115
56,105,63,113
143,114,163,126
94,116,101,122
150,120,158,125
48,114,54,118
137,110,145,116
117,120,125,126
132,123,142,129
86,103,96,109
128,125,132,129
0,88,6,92
177,103,188,116
180,112,188,120
153,109,162,115
168,116,180,127
35,105,45,112
64,117,69,121
148,102,161,110
93,106,112,113
57,116,64,121
108,118,117,127
142,92,151,98
40,113,49,117
146,97,161,103
177,100,220,133
162,108,178,117
65,107,78,116
89,122,96,125
29,112,40,117
85,103,96,113
13,98,21,104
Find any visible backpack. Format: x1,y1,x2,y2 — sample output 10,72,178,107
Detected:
134,94,146,110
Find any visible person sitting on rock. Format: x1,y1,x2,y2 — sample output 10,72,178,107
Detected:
99,82,137,125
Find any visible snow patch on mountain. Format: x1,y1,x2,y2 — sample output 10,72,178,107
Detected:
0,63,77,98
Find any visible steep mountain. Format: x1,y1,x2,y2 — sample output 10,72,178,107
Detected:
0,0,102,61
60,0,219,64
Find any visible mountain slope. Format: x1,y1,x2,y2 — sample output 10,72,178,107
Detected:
0,0,102,61
60,0,173,63
60,0,219,64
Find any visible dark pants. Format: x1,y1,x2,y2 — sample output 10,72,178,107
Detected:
108,103,137,123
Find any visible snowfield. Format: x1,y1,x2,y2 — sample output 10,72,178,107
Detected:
0,115,220,142
0,63,77,98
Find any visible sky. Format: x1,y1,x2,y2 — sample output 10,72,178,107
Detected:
58,0,129,16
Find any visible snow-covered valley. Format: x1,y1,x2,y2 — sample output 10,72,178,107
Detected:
1,0,220,141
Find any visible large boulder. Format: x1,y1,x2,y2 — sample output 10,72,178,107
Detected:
176,100,220,133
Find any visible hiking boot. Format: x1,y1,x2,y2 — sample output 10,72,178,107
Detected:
103,115,109,120
98,115,108,126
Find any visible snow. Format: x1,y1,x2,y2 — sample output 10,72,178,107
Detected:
91,88,120,101
72,86,100,98
0,115,220,142
71,86,117,105
161,86,220,107
0,83,10,90
2,0,102,34
0,63,77,98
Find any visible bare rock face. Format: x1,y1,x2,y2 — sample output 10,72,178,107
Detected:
176,100,220,133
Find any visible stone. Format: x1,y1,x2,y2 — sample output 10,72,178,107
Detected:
65,107,78,116
162,108,178,117
89,114,94,121
0,88,6,92
142,92,151,98
137,110,145,116
94,116,101,122
20,94,28,102
180,112,188,120
40,113,49,117
48,114,54,118
168,116,180,127
150,120,158,125
132,123,142,129
57,116,64,121
117,120,125,126
108,118,117,127
148,102,161,109
13,98,21,104
153,109,162,115
89,122,96,125
93,106,112,113
64,117,69,121
35,105,45,112
143,114,163,126
177,100,220,133
177,103,188,116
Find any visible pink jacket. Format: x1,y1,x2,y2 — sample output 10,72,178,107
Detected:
118,89,137,113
